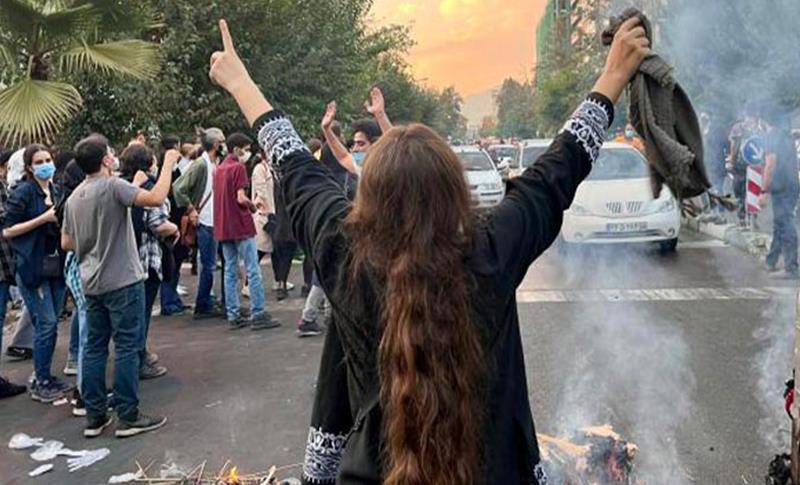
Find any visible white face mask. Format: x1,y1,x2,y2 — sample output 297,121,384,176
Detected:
240,151,252,163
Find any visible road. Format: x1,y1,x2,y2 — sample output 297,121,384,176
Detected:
0,233,797,484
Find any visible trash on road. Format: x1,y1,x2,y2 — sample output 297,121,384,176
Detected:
67,448,111,472
30,440,66,461
8,433,44,450
28,463,54,477
108,471,144,483
538,425,640,485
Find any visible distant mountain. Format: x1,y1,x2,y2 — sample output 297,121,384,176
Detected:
462,88,497,128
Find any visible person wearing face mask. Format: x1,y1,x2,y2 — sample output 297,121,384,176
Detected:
0,149,26,399
213,133,279,330
614,123,646,153
2,144,69,403
173,127,227,320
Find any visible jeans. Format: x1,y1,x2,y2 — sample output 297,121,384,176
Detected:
84,281,145,421
271,241,297,283
221,238,266,321
767,192,799,274
16,276,66,382
196,224,217,313
141,272,161,365
69,309,79,361
159,268,185,315
74,308,87,392
301,284,328,324
9,307,33,349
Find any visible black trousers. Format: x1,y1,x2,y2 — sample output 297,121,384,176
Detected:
271,241,297,283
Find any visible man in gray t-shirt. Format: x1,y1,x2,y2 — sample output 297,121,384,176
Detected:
61,135,178,439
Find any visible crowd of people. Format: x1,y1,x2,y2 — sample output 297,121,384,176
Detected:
0,76,396,441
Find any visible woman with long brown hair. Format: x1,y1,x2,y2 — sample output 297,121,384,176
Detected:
210,17,650,485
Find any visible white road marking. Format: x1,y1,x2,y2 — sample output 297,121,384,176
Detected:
516,286,796,303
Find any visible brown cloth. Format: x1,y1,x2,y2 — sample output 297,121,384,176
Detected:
603,8,711,199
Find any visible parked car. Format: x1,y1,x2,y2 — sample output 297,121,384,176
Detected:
561,143,681,253
487,144,518,181
512,139,552,177
452,146,506,210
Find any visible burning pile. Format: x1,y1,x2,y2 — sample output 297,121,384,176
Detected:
538,425,642,485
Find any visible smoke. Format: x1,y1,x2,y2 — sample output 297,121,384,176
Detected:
552,248,695,484
752,298,795,452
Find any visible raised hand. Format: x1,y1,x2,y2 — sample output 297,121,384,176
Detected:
209,20,252,96
593,16,651,104
321,101,337,131
364,87,385,116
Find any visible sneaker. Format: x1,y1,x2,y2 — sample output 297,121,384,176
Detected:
193,307,225,320
84,414,113,438
139,363,168,380
272,281,295,292
176,285,189,296
276,288,289,301
0,376,26,399
144,350,159,367
228,316,249,330
72,391,86,417
30,380,65,403
63,357,78,376
251,313,281,331
241,285,250,299
297,319,323,337
50,377,75,394
6,346,32,361
115,413,167,438
161,306,188,317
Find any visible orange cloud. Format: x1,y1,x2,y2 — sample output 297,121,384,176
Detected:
372,0,547,95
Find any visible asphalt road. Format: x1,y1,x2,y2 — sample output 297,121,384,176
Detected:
0,233,797,484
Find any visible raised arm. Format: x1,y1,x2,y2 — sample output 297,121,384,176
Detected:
321,101,358,175
483,16,650,292
364,87,392,134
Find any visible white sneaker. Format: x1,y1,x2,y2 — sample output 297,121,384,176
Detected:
286,282,295,291
176,285,188,296
241,285,250,298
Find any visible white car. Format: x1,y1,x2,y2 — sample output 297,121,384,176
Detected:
487,144,518,180
452,146,506,210
561,143,681,252
512,139,552,178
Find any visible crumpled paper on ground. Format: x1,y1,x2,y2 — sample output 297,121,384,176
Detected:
30,441,65,461
28,463,54,477
108,471,144,483
8,433,44,450
67,448,111,472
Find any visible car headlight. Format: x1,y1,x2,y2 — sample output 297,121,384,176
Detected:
653,197,676,213
569,203,592,215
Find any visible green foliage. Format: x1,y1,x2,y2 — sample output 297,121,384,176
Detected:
494,78,537,139
56,0,469,146
0,0,161,145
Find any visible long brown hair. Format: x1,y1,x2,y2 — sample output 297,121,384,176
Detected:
345,124,484,485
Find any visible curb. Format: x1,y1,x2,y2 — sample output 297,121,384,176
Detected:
682,215,771,258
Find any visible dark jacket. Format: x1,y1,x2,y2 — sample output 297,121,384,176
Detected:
253,94,613,485
4,180,63,288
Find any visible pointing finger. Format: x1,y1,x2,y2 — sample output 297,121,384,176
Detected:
219,19,235,52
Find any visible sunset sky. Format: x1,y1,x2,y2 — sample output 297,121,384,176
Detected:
371,0,548,97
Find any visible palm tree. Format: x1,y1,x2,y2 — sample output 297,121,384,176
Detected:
0,0,161,145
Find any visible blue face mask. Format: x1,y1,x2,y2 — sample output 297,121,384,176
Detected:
32,162,56,181
352,152,366,166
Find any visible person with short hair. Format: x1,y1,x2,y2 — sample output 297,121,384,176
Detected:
3,144,68,403
215,132,279,330
173,128,227,319
62,134,176,438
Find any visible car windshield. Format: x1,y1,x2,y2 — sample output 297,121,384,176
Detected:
457,152,495,171
587,148,649,181
521,146,548,167
489,147,518,161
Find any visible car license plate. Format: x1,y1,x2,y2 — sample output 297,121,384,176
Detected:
607,222,647,233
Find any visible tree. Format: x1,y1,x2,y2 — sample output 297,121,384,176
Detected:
0,0,160,145
479,116,498,138
495,78,537,138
